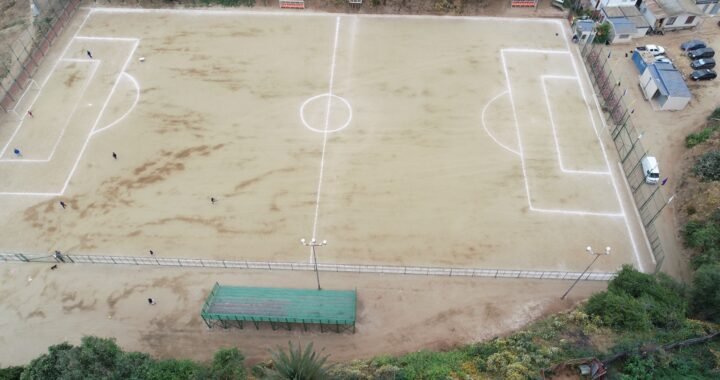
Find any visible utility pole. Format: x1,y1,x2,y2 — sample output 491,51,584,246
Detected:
301,238,327,290
561,246,611,300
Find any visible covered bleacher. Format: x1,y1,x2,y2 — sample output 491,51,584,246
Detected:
201,283,357,333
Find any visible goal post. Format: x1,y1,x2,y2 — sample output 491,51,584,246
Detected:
279,0,305,8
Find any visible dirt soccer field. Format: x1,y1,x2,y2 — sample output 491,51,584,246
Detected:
0,8,653,273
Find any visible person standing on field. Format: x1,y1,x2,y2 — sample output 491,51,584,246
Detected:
87,50,93,59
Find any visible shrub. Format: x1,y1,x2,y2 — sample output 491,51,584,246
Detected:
694,150,720,181
686,125,719,148
585,291,652,331
683,218,720,269
0,367,24,380
594,22,611,44
690,264,720,323
211,348,246,380
262,342,330,380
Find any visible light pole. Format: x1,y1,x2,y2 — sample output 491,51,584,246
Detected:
561,246,611,300
301,238,326,290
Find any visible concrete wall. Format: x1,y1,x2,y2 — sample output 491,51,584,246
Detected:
659,95,690,110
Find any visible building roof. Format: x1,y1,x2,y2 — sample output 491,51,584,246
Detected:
608,17,640,35
647,0,703,17
604,6,651,29
647,62,691,98
201,284,357,325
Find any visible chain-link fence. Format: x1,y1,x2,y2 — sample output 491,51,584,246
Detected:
0,0,81,113
0,252,617,281
579,40,670,272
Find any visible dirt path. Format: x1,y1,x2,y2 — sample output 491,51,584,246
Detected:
0,262,606,366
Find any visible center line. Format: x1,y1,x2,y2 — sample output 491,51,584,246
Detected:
311,16,341,246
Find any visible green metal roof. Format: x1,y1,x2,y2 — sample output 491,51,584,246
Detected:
201,284,357,325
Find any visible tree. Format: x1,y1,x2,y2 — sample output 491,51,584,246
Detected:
211,348,246,380
261,342,330,380
690,264,720,322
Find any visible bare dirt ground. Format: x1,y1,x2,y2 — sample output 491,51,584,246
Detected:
0,1,30,80
0,9,650,273
599,20,720,280
0,262,606,366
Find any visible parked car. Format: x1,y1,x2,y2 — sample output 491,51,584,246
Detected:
691,58,716,70
641,157,660,185
636,44,666,56
688,48,715,60
690,69,717,81
681,39,706,52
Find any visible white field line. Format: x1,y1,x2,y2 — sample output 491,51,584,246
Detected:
0,60,101,162
9,80,39,112
85,6,563,24
310,16,341,259
0,11,92,161
91,72,140,136
59,39,140,195
480,91,520,156
500,48,622,218
558,27,647,271
540,75,610,176
0,38,140,197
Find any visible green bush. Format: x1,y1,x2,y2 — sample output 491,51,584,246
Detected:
395,350,468,379
693,150,720,181
211,348,246,380
690,264,720,323
594,22,611,44
686,125,719,148
683,218,720,269
592,266,687,329
262,342,330,380
585,291,652,331
710,107,720,120
0,367,24,380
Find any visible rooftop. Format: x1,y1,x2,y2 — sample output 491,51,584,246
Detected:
608,18,641,35
646,0,703,17
201,284,357,325
648,62,691,98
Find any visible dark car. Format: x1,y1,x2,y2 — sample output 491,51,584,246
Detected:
691,58,716,70
690,69,717,81
681,39,707,51
689,48,715,60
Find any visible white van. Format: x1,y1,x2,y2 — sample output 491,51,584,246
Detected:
641,156,660,184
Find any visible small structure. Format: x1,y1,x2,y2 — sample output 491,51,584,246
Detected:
348,0,363,5
591,0,636,8
601,6,652,40
201,283,357,333
573,19,596,42
638,0,703,32
279,0,305,8
511,0,538,8
606,18,638,43
638,62,691,111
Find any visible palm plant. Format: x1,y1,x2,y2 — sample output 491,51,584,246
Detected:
261,341,331,380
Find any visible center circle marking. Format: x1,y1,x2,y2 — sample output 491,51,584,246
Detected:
299,93,353,133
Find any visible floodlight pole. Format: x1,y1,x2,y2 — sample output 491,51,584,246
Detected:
561,246,611,300
301,238,327,291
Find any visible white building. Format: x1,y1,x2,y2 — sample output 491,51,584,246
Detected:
639,62,691,111
638,0,703,31
601,6,652,43
696,0,720,15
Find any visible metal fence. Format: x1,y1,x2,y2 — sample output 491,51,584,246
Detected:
0,0,81,113
0,252,617,281
579,40,670,272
